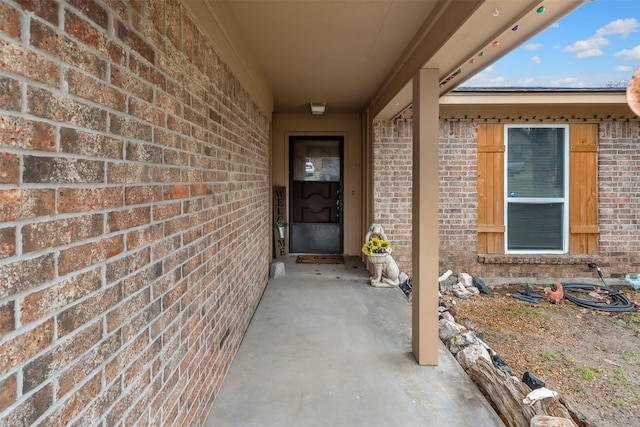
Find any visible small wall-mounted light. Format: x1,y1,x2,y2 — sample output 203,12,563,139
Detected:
310,102,326,115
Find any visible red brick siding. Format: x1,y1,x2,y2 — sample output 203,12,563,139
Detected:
372,118,640,280
438,120,479,275
0,1,270,426
597,121,640,278
372,120,413,275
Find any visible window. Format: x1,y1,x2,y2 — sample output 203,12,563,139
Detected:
477,123,598,256
505,126,569,253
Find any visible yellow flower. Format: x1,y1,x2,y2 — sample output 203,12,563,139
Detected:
362,243,372,255
363,237,392,254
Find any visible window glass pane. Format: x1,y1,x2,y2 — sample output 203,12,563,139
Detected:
507,203,563,250
507,128,565,198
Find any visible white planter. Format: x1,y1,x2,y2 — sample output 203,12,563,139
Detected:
365,250,391,265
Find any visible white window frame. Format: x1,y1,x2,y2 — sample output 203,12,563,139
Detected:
504,124,569,254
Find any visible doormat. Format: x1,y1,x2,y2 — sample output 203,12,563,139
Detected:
296,255,344,264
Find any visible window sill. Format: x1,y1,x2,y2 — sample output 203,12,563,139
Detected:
477,254,595,265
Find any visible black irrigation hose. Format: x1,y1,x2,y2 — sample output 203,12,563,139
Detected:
561,282,638,312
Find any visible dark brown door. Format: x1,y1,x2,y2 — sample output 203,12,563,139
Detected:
289,137,343,254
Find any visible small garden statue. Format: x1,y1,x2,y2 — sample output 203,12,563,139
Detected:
362,223,400,288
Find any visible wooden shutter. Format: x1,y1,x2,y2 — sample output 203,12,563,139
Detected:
569,123,599,254
477,123,505,254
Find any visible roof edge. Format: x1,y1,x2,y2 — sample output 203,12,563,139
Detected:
441,89,628,106
453,87,626,94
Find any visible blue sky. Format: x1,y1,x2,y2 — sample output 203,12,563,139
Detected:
462,0,640,88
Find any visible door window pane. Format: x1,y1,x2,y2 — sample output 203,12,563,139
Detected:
292,140,340,182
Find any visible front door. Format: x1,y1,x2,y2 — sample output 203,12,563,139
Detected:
289,136,343,254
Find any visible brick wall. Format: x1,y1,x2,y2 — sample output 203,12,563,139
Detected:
597,121,640,277
0,1,270,425
373,117,640,281
372,119,413,275
438,119,479,275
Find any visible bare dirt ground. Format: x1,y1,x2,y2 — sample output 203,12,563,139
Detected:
447,283,640,427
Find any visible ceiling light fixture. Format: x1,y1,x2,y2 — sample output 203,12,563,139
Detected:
310,102,326,115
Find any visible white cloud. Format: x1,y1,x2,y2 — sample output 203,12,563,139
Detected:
465,75,506,86
521,78,535,85
614,45,640,61
576,48,604,58
616,65,632,72
463,69,502,87
563,18,638,59
551,77,584,88
595,18,638,39
565,36,609,52
525,43,543,51
530,56,541,64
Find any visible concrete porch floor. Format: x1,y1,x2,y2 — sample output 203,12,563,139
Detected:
205,256,505,426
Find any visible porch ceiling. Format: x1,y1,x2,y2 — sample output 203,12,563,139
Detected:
187,0,585,118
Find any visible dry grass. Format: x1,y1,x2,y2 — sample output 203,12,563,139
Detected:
447,284,640,427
